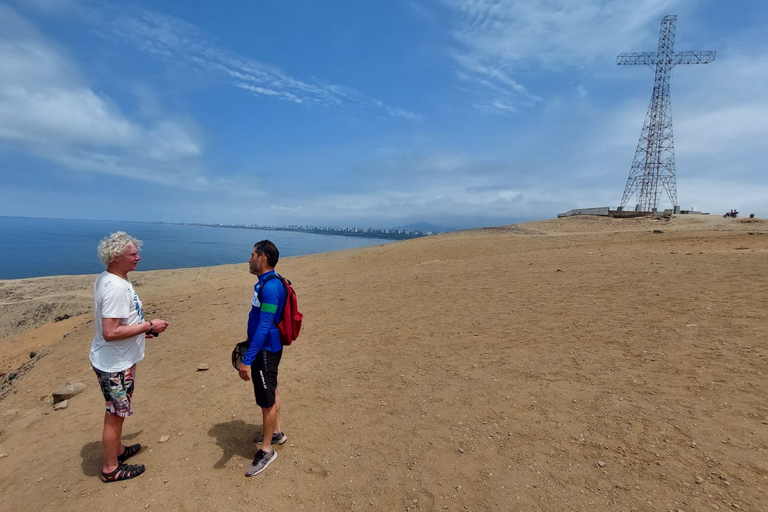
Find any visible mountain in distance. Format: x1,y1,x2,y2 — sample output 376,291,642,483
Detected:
393,222,457,233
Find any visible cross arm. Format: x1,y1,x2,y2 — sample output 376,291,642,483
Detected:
675,51,716,64
617,51,716,66
617,52,657,66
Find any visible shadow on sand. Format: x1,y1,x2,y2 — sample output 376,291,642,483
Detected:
79,430,143,477
208,419,258,469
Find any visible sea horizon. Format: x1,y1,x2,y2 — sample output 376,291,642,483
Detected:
0,214,425,233
0,216,395,280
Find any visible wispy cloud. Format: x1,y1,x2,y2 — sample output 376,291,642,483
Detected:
83,1,421,120
434,0,694,113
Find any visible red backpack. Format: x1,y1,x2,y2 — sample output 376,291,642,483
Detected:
258,274,303,345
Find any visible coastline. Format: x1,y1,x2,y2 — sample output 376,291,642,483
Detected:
1,215,766,511
0,215,399,280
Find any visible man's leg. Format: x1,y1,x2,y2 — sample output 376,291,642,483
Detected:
246,350,282,476
259,401,278,454
274,388,281,434
102,411,125,474
255,350,282,450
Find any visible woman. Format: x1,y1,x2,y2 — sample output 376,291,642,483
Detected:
90,231,169,483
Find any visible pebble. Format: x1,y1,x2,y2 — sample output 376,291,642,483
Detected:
0,453,8,459
457,448,464,453
159,435,170,443
197,364,209,371
53,400,69,411
29,351,37,358
596,460,605,467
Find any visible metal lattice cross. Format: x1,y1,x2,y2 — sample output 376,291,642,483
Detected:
618,15,715,212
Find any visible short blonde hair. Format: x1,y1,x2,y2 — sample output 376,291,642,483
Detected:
97,231,143,267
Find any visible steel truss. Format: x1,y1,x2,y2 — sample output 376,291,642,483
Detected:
618,15,715,212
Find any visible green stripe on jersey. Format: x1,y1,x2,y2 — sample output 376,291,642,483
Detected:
261,303,278,313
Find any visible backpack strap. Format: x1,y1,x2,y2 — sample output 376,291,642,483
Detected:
257,274,280,301
257,273,285,326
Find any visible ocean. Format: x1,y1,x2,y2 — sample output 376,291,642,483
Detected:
0,216,394,280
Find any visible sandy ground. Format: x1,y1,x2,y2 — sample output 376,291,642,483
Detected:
0,214,766,512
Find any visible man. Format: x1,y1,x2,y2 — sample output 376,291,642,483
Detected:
90,231,169,483
238,240,287,477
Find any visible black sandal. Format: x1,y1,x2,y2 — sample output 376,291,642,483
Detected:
101,463,145,483
117,443,141,463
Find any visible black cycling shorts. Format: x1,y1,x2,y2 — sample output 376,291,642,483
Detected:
252,349,282,408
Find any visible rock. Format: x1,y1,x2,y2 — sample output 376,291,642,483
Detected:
29,351,37,359
596,460,606,467
53,400,68,411
52,382,86,404
0,453,8,459
8,372,17,381
197,364,209,371
159,435,170,443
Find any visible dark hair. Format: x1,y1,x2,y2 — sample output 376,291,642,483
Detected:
253,240,279,267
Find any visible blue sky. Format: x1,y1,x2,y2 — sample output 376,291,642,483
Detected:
0,0,766,229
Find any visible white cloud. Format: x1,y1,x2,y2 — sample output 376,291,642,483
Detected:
0,6,222,191
0,86,139,147
443,0,693,66
297,181,566,227
676,104,768,157
437,0,695,112
83,1,420,120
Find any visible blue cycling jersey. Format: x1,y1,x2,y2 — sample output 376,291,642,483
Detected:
243,270,284,365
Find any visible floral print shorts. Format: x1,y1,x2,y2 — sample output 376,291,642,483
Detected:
93,364,136,418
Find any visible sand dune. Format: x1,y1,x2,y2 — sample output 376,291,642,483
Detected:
0,215,766,511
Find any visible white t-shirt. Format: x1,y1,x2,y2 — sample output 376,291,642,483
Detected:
89,271,146,372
